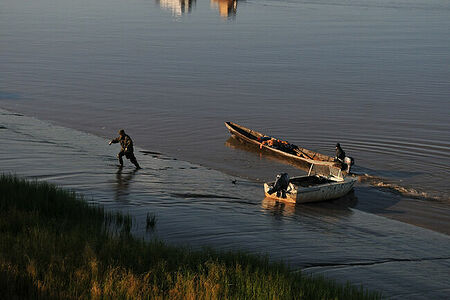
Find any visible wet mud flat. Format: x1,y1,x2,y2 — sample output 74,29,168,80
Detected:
1,109,450,299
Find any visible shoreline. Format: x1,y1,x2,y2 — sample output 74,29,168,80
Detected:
0,174,380,299
1,107,449,236
1,108,450,298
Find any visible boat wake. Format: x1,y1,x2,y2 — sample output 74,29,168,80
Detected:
356,174,446,202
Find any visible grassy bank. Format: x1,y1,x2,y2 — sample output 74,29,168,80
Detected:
0,174,381,299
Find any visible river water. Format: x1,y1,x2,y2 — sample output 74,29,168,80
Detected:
1,0,450,297
0,0,449,200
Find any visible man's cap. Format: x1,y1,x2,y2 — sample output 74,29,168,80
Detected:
336,143,340,147
119,129,125,135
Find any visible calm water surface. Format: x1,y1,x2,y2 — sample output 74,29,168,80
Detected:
1,0,450,296
0,0,449,200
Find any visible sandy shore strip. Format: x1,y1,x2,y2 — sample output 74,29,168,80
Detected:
1,109,449,299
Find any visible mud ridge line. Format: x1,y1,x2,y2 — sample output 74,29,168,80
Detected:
299,256,450,271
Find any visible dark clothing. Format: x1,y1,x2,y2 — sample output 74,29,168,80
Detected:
111,134,134,153
111,134,140,168
268,173,290,198
336,145,346,161
118,150,139,167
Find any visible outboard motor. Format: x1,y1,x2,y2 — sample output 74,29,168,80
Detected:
344,156,354,173
268,173,290,198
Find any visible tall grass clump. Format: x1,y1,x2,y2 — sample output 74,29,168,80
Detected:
146,212,157,231
0,174,382,299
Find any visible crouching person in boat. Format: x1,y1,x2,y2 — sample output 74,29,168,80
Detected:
267,173,290,198
335,143,354,173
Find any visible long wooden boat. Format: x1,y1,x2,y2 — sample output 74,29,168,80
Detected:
225,121,347,174
264,175,357,204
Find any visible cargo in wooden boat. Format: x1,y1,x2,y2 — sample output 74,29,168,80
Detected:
225,121,352,175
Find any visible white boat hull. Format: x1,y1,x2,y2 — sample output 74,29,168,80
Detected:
264,175,357,203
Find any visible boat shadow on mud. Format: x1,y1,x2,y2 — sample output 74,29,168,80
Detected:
353,186,416,215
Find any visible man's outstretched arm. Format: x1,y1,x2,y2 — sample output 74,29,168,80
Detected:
109,137,120,145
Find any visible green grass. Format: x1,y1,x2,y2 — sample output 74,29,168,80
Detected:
146,212,157,231
0,174,381,299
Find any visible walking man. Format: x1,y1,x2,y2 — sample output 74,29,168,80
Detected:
109,129,141,169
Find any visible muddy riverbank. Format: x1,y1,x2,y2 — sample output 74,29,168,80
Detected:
1,110,449,299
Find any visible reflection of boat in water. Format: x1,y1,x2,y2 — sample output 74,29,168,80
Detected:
262,190,358,219
225,137,313,173
211,0,238,18
264,174,357,204
225,122,349,176
157,0,196,16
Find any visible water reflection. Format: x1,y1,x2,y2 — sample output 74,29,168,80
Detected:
156,0,238,18
226,136,312,172
262,191,358,220
262,197,297,219
156,0,196,16
211,0,238,18
114,167,138,202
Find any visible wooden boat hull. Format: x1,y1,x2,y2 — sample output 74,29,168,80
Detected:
264,175,357,204
225,121,347,175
